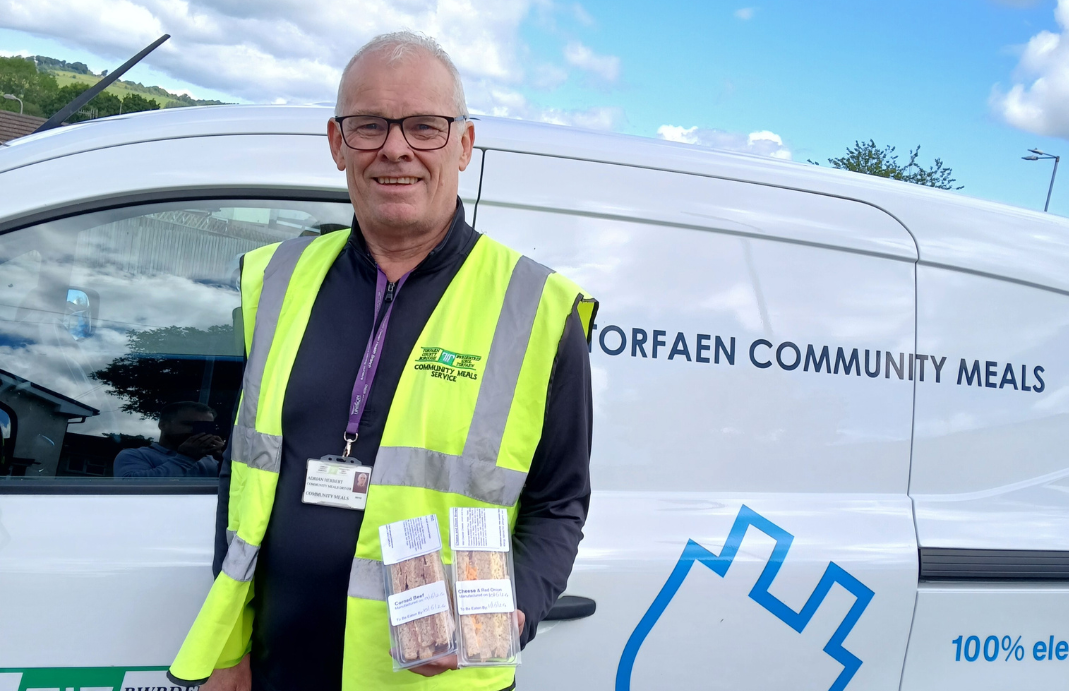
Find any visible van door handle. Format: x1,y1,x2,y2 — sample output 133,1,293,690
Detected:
544,595,596,621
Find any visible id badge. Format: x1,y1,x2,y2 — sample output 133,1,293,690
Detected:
302,455,373,510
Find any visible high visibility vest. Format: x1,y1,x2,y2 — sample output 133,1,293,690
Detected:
168,228,597,690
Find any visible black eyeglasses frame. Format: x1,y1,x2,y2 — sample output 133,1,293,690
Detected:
333,114,469,152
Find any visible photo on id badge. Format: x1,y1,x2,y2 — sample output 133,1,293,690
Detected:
353,469,370,495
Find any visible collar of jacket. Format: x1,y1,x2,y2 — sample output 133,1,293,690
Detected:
347,197,475,276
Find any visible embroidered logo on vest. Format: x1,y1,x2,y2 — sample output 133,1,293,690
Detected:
413,346,482,382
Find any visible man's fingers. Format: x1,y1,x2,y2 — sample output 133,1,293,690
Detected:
405,653,458,677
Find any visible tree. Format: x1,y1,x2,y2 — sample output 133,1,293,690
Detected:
86,90,121,118
0,56,58,117
811,140,962,190
91,325,241,420
120,93,161,113
41,83,90,121
41,83,122,121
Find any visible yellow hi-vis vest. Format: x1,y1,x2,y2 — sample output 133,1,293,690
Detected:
168,228,597,690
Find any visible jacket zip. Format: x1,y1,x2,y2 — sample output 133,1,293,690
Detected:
374,280,396,332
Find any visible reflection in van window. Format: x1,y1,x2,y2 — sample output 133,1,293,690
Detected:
0,200,353,481
0,404,12,474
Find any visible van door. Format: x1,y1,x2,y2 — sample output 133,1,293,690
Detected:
901,263,1069,691
0,197,353,689
475,149,919,691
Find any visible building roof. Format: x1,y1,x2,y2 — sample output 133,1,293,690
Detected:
0,111,46,144
0,369,100,418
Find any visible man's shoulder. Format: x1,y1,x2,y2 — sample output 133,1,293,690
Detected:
115,444,165,462
241,232,351,287
472,234,597,340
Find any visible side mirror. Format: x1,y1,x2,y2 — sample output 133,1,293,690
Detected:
64,288,93,340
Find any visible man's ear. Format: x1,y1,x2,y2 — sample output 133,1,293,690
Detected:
457,120,475,172
327,118,347,172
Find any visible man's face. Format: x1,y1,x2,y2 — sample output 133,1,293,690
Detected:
160,409,214,446
328,51,474,238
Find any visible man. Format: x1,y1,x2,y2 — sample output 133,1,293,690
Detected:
169,31,596,691
352,470,369,494
114,401,222,477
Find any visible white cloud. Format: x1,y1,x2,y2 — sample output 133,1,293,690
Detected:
0,49,33,57
532,63,569,90
470,83,622,129
538,105,623,130
0,0,532,106
563,40,620,82
657,124,792,159
734,7,755,20
992,0,1069,138
571,3,595,26
0,0,630,133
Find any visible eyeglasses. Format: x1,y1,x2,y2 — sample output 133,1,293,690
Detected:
333,114,468,151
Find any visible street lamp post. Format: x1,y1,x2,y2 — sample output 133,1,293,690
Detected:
1022,148,1060,213
2,94,23,115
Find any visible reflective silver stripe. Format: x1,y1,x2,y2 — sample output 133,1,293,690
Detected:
461,256,552,464
221,535,259,582
373,255,555,504
374,446,528,507
348,557,386,601
226,529,236,546
231,424,283,473
237,236,318,432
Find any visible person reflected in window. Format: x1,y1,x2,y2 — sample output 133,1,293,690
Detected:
114,402,223,478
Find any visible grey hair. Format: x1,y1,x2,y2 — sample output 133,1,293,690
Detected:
335,31,468,117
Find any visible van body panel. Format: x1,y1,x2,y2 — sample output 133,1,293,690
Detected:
911,265,1069,551
900,584,1069,691
0,134,481,229
0,495,214,666
477,151,919,689
0,105,333,174
6,107,1068,294
529,493,917,691
478,151,917,494
478,151,918,260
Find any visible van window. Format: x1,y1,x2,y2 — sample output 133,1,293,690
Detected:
0,403,14,472
0,199,352,485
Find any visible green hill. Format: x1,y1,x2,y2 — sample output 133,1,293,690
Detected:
0,54,229,121
50,70,184,109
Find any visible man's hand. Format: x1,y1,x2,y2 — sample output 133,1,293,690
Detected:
408,653,457,677
178,433,226,460
199,654,250,691
408,610,525,677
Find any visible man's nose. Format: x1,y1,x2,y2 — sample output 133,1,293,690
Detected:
379,121,412,160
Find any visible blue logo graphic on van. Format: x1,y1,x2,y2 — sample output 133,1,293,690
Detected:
615,505,874,691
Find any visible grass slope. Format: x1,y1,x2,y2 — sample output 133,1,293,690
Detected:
51,70,185,107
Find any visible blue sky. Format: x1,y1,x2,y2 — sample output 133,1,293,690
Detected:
2,0,1067,215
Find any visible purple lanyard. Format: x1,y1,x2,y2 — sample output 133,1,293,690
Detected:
343,268,410,458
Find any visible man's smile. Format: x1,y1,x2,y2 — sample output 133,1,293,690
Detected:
374,176,420,185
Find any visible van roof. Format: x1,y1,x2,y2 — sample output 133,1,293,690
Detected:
3,104,1068,294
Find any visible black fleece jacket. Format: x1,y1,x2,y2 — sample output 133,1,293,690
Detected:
213,200,593,691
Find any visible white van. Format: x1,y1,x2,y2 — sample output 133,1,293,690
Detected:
0,106,1067,691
